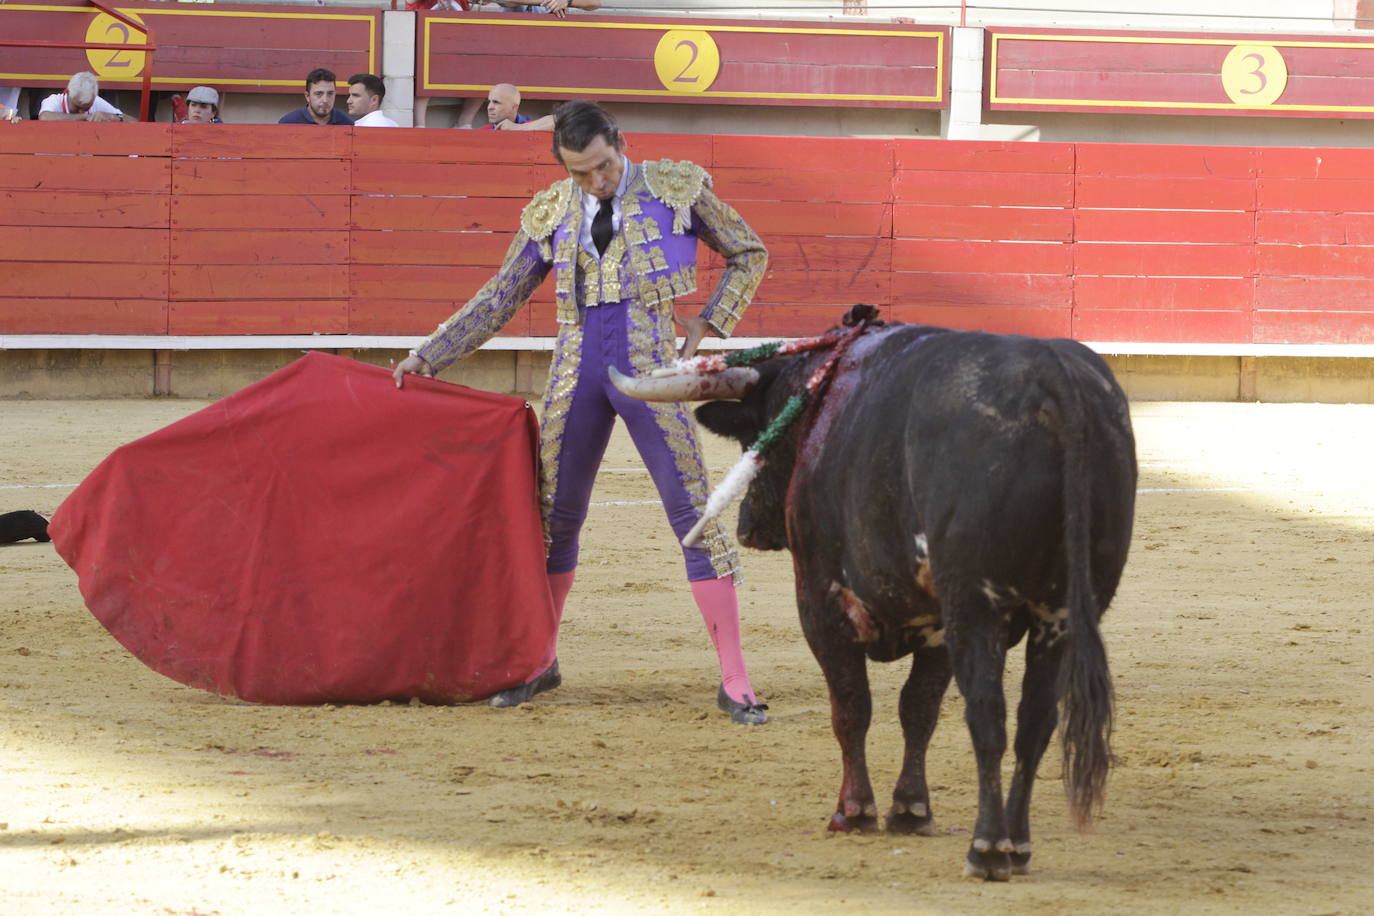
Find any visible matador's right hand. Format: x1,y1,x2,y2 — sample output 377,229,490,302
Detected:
392,354,434,389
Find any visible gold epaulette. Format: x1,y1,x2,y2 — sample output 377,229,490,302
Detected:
520,178,574,240
643,159,711,234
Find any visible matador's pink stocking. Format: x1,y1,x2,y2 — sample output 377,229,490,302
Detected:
690,576,758,704
540,570,576,669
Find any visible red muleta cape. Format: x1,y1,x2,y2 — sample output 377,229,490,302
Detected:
49,351,555,705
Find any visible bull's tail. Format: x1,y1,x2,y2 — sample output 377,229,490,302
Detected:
1054,358,1114,831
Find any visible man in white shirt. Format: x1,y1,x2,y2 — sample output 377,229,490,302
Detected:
39,72,127,122
346,74,398,127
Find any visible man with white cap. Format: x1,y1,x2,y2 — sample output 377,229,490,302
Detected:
182,86,223,123
39,72,128,122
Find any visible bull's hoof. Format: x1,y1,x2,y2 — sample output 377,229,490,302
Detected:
716,684,769,725
885,801,938,836
828,807,880,834
488,660,561,708
963,839,1013,881
1010,841,1032,876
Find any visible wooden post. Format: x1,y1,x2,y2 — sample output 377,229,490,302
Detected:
1238,355,1258,402
153,349,173,396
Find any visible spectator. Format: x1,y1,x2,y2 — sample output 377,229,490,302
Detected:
472,0,601,17
346,74,398,127
182,86,223,123
484,83,553,131
278,68,354,125
1,86,20,123
38,72,129,122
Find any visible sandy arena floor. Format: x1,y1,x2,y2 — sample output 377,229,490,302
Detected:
1,394,1372,915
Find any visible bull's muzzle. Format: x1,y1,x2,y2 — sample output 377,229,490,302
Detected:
607,365,759,402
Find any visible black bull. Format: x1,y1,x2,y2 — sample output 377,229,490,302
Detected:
612,308,1137,880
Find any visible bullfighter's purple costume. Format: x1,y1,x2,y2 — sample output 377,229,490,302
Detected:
413,158,768,581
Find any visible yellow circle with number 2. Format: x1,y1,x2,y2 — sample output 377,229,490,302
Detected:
1221,44,1287,107
85,11,148,80
654,30,720,94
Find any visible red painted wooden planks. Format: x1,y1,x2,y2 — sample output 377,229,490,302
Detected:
1257,178,1374,212
0,227,167,264
892,139,1073,174
351,196,524,233
172,125,352,160
0,153,170,194
351,160,562,198
627,134,714,168
1075,242,1254,278
1076,144,1256,179
893,204,1074,242
764,236,891,274
1258,244,1374,278
350,230,514,268
712,135,891,172
348,298,537,337
1254,147,1374,180
170,300,348,335
351,128,555,166
895,169,1072,208
0,298,167,335
712,167,892,204
0,123,172,157
171,194,349,230
1075,276,1253,312
170,264,347,300
1075,208,1255,244
1254,310,1374,344
1073,307,1253,343
350,265,501,301
1256,210,1374,244
732,200,891,238
6,262,167,299
893,239,1071,275
889,272,1071,308
173,158,351,196
1,189,168,229
171,230,349,265
1076,175,1255,211
887,304,1072,338
1255,276,1374,310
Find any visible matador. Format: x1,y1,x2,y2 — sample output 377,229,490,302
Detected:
392,101,770,725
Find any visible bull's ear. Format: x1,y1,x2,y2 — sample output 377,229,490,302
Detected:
695,401,758,444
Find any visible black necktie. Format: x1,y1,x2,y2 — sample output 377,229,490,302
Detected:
592,197,614,256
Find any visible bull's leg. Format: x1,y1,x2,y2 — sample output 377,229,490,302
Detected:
943,592,1013,881
1005,623,1066,875
799,598,879,833
887,645,951,836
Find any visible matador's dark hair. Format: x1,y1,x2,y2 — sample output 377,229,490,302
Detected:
552,101,621,162
348,73,385,101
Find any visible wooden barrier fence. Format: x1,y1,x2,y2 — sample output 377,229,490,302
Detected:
3,124,1374,346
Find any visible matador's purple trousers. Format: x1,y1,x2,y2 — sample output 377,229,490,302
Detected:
543,301,719,581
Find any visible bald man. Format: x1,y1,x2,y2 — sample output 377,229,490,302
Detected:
483,84,553,132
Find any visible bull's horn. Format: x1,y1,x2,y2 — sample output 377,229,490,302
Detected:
608,365,759,402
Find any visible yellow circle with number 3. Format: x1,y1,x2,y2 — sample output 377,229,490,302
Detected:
654,30,720,94
85,11,148,81
1221,44,1287,107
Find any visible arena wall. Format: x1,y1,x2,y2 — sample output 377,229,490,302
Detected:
3,123,1374,401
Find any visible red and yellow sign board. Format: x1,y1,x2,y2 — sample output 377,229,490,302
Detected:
419,14,948,108
987,27,1374,118
0,1,379,92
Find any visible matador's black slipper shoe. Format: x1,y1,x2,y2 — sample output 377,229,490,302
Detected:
488,660,562,708
717,684,769,725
